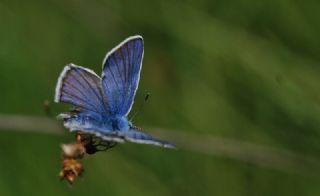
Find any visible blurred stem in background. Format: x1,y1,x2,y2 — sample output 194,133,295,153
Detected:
0,113,319,177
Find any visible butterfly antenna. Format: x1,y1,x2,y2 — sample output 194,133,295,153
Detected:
130,92,150,121
43,99,54,117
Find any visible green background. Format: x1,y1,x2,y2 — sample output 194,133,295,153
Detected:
0,0,320,195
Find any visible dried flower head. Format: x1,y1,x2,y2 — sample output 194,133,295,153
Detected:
59,132,116,184
59,159,84,184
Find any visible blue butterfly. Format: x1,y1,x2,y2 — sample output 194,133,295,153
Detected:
54,35,175,148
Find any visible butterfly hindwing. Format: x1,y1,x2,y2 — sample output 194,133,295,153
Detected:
101,36,143,116
55,64,110,115
123,127,176,148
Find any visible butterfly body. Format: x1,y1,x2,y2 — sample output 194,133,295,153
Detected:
55,36,175,148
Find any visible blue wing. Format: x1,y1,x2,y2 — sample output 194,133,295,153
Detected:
101,35,143,116
58,111,126,143
122,127,176,148
55,64,111,115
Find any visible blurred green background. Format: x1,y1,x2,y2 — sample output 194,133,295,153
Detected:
0,0,320,195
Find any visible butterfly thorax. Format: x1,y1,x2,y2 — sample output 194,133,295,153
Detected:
109,115,130,131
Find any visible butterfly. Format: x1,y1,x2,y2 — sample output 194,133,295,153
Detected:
54,35,175,149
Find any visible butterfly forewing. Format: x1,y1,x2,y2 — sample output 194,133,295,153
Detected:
101,36,143,116
55,64,110,115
